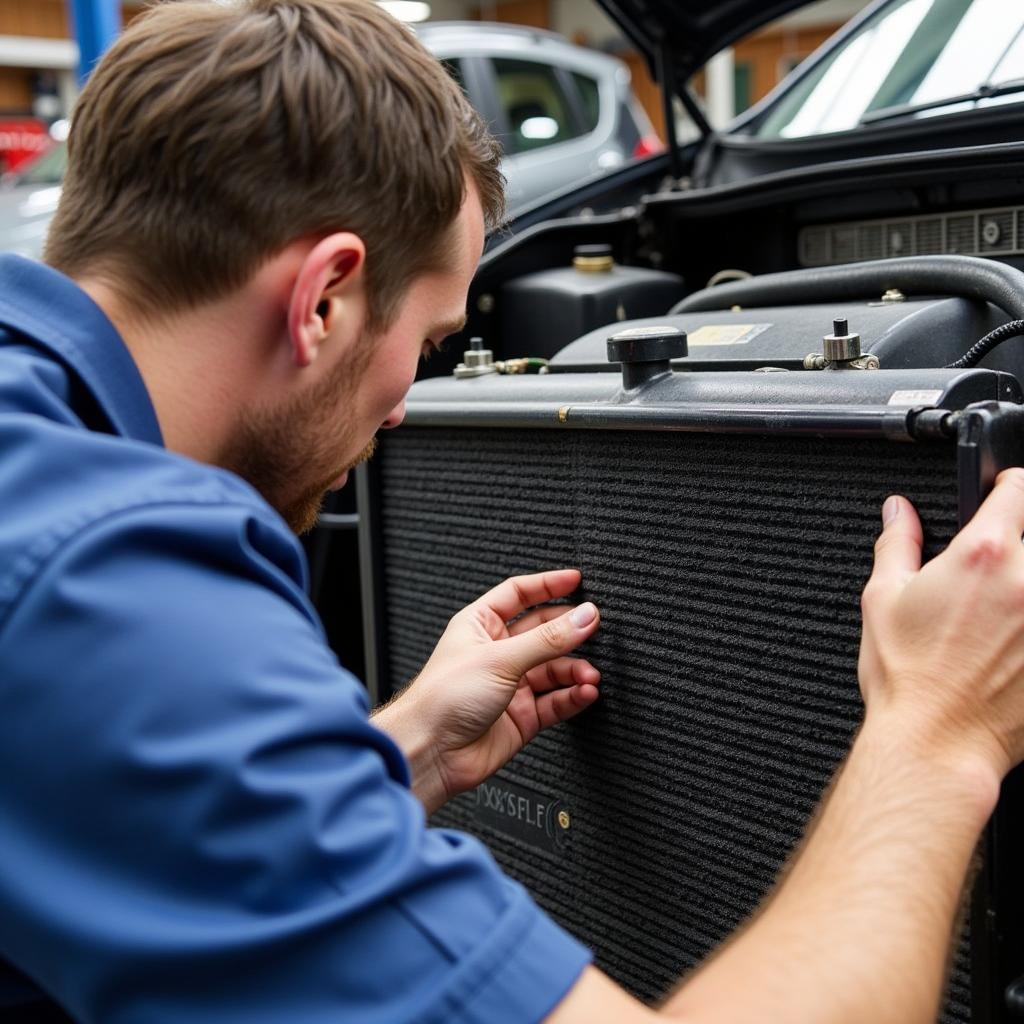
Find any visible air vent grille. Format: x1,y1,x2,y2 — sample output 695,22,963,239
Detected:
800,205,1022,266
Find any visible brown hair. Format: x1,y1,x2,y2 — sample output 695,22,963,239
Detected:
46,0,505,329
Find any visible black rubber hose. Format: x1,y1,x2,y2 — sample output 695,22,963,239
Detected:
671,255,1024,322
946,319,1024,369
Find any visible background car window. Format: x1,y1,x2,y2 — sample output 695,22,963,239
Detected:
492,58,580,152
755,0,1024,138
571,71,601,133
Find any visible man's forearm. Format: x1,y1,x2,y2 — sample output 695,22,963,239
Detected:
660,711,998,1023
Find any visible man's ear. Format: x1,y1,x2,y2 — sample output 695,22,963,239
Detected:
287,233,366,368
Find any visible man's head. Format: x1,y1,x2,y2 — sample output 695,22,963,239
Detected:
47,0,503,531
48,0,503,332
219,178,486,532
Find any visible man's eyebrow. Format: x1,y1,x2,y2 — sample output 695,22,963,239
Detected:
433,314,468,339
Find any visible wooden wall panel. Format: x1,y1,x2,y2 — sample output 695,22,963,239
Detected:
0,0,68,38
734,25,835,106
471,0,549,29
0,67,33,111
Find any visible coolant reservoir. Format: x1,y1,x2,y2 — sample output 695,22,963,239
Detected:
499,244,685,359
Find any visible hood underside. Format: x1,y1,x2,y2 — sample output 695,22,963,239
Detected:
596,0,816,83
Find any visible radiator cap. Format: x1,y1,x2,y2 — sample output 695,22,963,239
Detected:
607,324,688,389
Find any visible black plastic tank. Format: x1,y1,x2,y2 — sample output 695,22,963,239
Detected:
499,244,685,359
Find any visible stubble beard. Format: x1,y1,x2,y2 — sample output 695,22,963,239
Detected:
219,352,378,535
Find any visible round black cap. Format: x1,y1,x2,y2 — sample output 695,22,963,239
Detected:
607,325,688,364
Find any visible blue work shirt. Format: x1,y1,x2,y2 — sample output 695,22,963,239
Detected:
0,255,590,1023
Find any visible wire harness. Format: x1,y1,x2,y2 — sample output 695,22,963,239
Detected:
946,319,1024,369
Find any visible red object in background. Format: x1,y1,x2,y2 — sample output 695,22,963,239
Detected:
633,133,666,159
0,119,51,173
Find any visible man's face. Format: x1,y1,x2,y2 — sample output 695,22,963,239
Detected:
223,183,485,533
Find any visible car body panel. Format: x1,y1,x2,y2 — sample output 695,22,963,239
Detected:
419,22,651,212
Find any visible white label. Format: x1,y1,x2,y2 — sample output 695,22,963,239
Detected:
887,389,943,406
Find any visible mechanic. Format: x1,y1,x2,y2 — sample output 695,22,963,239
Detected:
1,1,1023,1022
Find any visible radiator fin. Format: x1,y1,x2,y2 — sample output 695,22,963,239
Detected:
379,427,969,1018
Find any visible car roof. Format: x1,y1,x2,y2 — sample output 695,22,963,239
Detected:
417,21,624,73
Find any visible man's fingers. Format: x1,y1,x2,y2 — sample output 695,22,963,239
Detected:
471,569,582,623
867,494,923,592
508,604,571,636
495,602,600,679
522,656,601,694
534,683,600,731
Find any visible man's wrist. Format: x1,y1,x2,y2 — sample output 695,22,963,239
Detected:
371,689,449,814
855,703,1002,827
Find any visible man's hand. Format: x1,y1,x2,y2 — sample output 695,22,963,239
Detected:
859,468,1024,782
552,473,1024,1024
373,568,601,813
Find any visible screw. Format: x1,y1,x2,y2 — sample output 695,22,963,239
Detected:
557,810,571,830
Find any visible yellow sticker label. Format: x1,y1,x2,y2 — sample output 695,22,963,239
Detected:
687,323,771,347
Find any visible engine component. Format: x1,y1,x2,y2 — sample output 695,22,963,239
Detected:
453,338,550,378
799,206,1024,267
948,319,1024,370
548,298,1008,375
498,243,685,360
803,317,880,371
453,337,498,379
672,255,1024,323
606,325,688,389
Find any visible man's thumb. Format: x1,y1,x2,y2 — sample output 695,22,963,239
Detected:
869,495,923,590
495,603,600,678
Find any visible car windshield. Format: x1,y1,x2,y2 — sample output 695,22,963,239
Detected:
754,0,1024,138
12,141,67,186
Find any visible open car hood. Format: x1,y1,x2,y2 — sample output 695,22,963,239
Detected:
596,0,812,85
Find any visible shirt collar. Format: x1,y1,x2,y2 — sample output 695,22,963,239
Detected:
0,254,164,446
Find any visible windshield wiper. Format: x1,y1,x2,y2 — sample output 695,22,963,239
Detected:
859,77,1024,126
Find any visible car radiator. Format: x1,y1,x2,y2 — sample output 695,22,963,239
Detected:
359,365,1024,1022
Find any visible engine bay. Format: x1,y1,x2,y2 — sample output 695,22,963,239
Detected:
432,142,1024,388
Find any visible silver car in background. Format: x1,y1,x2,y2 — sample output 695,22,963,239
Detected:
418,22,661,214
0,22,660,255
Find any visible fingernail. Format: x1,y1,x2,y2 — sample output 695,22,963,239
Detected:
570,602,597,628
882,496,900,525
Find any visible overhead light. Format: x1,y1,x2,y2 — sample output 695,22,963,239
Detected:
377,1,430,22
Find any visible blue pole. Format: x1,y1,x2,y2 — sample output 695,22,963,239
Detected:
66,0,121,84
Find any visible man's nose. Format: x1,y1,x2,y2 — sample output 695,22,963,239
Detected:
381,400,406,430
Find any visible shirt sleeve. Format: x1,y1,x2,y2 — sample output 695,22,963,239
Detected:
0,498,591,1024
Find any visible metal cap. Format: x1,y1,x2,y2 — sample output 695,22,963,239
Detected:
573,243,614,273
463,337,494,368
454,337,498,378
822,318,862,362
607,325,688,365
